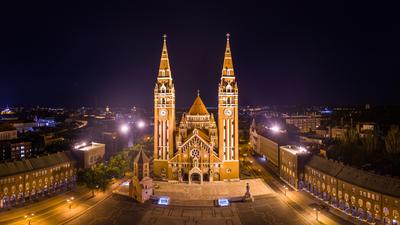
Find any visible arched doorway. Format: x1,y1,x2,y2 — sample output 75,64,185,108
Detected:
191,173,201,183
203,173,209,182
213,172,220,181
189,167,203,184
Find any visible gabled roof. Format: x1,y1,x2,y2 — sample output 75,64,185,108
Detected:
306,155,400,198
134,149,150,164
188,95,209,115
0,151,74,177
180,129,212,150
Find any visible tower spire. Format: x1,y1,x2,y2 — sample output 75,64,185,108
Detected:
158,34,171,78
222,33,234,76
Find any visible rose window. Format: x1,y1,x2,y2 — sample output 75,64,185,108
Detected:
191,149,200,158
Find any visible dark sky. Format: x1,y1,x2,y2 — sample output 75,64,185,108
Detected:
0,1,399,109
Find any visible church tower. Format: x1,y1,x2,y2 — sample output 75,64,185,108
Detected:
153,35,176,178
218,34,239,180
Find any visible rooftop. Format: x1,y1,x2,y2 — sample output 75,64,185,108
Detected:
280,145,309,155
0,151,74,177
188,95,209,116
0,123,16,132
306,155,400,198
74,142,105,151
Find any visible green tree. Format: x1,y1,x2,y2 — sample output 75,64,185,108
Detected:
108,153,129,178
79,163,111,197
385,125,400,154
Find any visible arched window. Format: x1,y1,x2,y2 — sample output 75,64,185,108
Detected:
226,84,232,92
160,84,166,93
366,201,371,210
358,199,363,207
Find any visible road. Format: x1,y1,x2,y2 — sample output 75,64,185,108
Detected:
0,181,120,225
245,152,354,225
0,152,355,225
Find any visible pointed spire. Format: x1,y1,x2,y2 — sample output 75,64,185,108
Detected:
222,33,234,76
158,34,171,78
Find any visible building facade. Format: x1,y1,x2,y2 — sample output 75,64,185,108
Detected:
73,142,105,168
279,145,310,189
283,113,322,133
0,128,17,141
304,156,400,225
0,151,76,209
153,34,239,183
0,140,32,161
129,150,153,203
249,120,280,167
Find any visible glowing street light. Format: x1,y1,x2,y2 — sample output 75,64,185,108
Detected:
24,213,34,225
270,125,281,133
137,120,146,129
120,124,130,134
66,197,74,210
313,208,320,220
283,186,288,196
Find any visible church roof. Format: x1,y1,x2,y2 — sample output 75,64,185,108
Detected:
158,34,171,78
188,95,209,115
134,149,150,164
222,33,234,76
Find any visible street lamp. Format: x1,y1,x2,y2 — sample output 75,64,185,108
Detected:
24,213,34,225
120,124,130,134
66,197,74,210
313,208,320,221
270,125,281,133
137,120,145,129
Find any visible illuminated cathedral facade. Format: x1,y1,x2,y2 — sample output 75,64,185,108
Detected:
153,34,239,183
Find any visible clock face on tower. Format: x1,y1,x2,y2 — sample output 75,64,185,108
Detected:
224,108,233,117
159,109,168,117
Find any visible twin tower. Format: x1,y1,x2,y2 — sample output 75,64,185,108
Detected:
153,34,239,183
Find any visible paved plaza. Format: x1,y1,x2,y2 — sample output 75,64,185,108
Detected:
66,193,313,225
153,178,271,201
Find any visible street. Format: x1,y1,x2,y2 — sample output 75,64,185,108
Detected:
0,182,121,225
245,152,354,225
0,154,356,225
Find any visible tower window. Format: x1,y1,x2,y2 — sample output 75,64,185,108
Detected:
160,84,167,93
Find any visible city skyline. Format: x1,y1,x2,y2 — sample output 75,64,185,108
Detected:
1,1,399,108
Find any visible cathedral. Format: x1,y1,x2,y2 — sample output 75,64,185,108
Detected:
153,34,239,183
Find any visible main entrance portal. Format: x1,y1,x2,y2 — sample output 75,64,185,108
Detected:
188,167,203,184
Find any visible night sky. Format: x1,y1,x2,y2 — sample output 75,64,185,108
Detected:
0,1,399,109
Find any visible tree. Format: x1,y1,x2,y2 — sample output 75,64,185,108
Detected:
108,153,129,178
361,133,379,153
79,163,111,197
342,127,359,145
385,125,400,154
